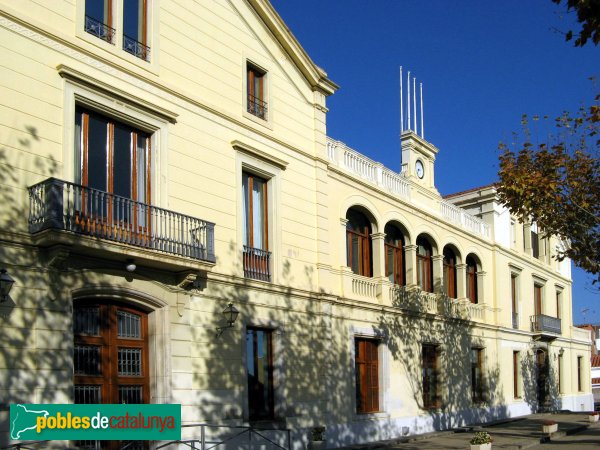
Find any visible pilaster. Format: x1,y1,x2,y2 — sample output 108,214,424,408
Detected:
371,232,386,279
456,263,467,300
404,244,417,286
432,255,444,294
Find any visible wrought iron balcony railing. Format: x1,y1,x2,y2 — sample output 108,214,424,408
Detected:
243,245,271,282
530,314,561,335
84,15,116,44
512,312,519,329
247,94,268,120
123,34,151,61
28,178,215,263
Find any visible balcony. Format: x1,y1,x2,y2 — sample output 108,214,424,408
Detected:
326,138,490,239
389,285,438,315
247,94,267,120
243,245,271,282
84,15,115,44
530,314,561,339
28,178,215,271
123,34,151,61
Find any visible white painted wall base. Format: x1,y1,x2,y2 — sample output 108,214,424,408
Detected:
560,393,594,412
324,397,594,448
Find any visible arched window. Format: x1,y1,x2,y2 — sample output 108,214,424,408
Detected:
466,256,478,303
74,301,149,404
384,224,405,286
346,209,372,277
416,236,433,293
443,247,457,299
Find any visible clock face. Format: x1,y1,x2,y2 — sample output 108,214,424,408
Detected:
415,160,425,179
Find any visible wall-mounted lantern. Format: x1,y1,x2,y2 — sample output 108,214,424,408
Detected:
125,259,137,272
0,269,15,303
216,302,239,337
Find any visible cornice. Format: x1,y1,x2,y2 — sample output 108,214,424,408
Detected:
231,139,289,170
401,131,440,158
57,65,178,123
245,0,339,96
0,12,330,167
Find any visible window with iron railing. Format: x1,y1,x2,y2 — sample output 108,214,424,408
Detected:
242,172,271,281
84,0,151,62
530,314,561,334
122,0,150,61
247,63,267,120
85,14,116,43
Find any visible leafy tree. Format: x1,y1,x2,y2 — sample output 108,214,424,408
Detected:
552,0,600,46
497,93,600,283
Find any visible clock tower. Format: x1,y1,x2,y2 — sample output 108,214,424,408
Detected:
401,130,439,191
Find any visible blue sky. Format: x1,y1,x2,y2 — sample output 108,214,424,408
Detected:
270,0,600,323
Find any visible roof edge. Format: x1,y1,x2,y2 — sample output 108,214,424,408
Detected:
248,0,339,96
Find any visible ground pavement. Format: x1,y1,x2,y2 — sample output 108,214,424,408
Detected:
340,412,600,450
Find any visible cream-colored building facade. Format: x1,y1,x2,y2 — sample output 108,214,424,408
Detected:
0,0,592,448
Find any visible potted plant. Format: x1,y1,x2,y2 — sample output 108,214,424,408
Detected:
542,420,558,434
588,411,599,422
469,431,492,450
308,426,326,450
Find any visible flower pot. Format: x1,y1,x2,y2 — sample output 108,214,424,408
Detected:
470,443,491,450
588,415,599,422
542,424,558,434
308,441,326,450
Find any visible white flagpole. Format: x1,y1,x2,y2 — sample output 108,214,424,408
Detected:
420,82,424,139
400,67,403,133
413,77,417,133
407,71,411,131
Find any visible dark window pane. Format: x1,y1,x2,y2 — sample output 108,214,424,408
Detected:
113,122,132,200
85,0,109,24
123,0,143,43
422,345,438,409
74,345,101,375
87,113,108,193
247,328,274,420
74,306,100,335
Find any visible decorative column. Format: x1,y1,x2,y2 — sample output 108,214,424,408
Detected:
476,271,486,305
523,222,532,255
371,232,386,279
432,255,444,294
477,270,488,322
404,244,417,286
456,263,467,300
340,218,349,269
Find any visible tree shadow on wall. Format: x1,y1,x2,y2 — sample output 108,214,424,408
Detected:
0,125,178,448
0,125,85,446
183,240,350,450
521,348,561,414
374,289,508,437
